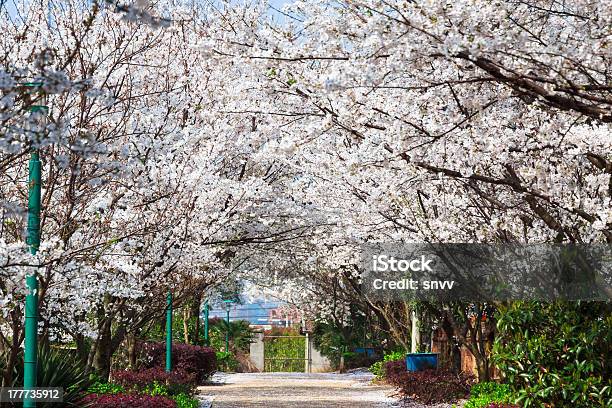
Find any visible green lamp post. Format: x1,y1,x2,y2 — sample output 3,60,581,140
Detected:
225,306,230,352
165,291,173,372
203,301,209,346
24,82,47,408
222,298,236,352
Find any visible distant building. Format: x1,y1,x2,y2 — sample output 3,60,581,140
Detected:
267,306,302,328
204,299,302,328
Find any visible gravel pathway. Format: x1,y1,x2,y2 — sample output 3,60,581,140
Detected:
197,371,400,408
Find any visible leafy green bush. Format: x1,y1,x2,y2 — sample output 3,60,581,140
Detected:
369,350,405,379
87,372,199,407
208,319,255,353
465,382,514,408
310,318,384,369
494,301,612,407
216,351,239,372
144,381,170,397
369,361,385,377
35,347,90,407
87,381,125,395
342,351,378,370
173,392,200,408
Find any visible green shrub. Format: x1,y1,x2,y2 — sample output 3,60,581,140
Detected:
342,351,378,370
35,347,90,407
87,381,125,395
494,301,612,407
216,351,239,372
87,374,199,407
384,351,406,361
173,392,200,408
208,319,255,353
342,351,357,360
470,382,513,399
465,382,514,408
369,361,385,378
144,381,170,397
369,350,405,379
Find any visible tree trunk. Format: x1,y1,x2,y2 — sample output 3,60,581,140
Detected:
2,311,22,387
183,307,190,344
451,342,461,373
474,352,491,382
93,319,113,381
127,333,137,369
75,334,89,365
191,298,201,345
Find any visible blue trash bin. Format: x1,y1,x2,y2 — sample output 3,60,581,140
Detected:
405,353,438,372
354,347,376,357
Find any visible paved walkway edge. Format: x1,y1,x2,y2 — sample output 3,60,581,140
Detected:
198,395,214,408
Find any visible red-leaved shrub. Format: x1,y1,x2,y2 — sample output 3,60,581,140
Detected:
81,393,176,408
138,342,216,383
384,360,407,378
385,367,473,404
112,366,195,387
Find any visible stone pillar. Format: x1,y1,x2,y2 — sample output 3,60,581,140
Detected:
304,332,312,373
249,331,265,372
411,310,420,353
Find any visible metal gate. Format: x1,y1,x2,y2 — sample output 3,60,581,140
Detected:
263,334,309,372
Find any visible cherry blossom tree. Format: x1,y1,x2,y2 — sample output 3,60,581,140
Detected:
0,0,609,383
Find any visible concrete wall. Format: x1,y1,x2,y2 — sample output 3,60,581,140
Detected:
249,331,265,372
305,333,332,373
308,343,332,373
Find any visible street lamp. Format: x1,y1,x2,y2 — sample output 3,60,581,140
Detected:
203,301,209,346
23,82,47,408
222,298,236,352
165,291,172,372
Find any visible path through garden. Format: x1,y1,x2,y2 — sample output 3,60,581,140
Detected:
197,372,400,408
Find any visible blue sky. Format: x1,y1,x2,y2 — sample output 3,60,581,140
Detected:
2,0,294,21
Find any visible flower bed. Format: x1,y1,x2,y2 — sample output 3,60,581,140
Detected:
82,393,176,408
82,344,208,408
112,366,195,394
139,342,217,383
